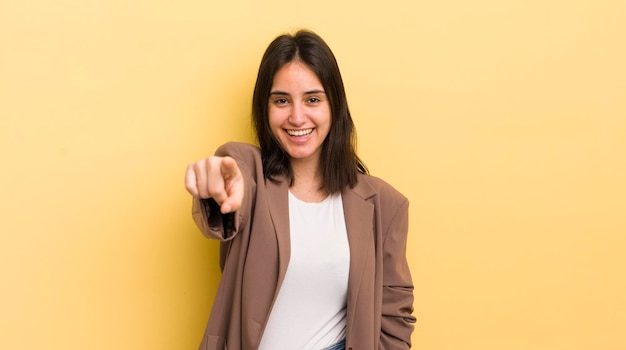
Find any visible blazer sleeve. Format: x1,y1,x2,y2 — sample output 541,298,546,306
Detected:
191,142,258,242
380,197,416,349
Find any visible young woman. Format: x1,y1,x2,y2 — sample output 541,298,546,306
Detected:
185,30,415,350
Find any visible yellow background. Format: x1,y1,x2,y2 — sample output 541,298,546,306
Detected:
1,0,625,349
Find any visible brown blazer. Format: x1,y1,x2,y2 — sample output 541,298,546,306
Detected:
192,142,415,350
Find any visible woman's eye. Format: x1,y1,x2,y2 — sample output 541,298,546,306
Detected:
274,98,288,105
308,97,320,103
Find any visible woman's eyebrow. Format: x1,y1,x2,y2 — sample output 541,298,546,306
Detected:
269,90,289,96
269,89,326,96
304,90,326,95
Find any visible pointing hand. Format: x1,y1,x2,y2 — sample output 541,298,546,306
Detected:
185,156,244,213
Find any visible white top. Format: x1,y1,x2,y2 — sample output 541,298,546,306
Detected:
258,192,350,350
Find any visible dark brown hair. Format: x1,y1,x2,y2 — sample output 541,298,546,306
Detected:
252,30,367,194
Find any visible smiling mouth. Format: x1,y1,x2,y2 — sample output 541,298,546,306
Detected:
286,128,313,136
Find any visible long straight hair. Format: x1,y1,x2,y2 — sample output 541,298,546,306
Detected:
252,30,367,194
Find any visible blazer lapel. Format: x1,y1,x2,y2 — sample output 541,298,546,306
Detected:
264,176,291,288
342,177,376,329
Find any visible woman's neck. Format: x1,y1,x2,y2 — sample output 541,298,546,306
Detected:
290,159,327,203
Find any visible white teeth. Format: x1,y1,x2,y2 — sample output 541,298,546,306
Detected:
286,128,313,136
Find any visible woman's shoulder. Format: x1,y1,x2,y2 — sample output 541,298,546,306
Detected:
356,172,408,204
215,142,261,161
215,142,263,175
216,141,260,155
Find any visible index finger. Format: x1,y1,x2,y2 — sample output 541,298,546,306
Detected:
220,156,239,179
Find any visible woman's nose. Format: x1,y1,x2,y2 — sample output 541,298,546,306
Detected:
288,104,306,125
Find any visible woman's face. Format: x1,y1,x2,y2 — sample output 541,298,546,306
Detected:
268,61,331,167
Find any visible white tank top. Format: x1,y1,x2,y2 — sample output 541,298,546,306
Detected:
258,192,350,350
